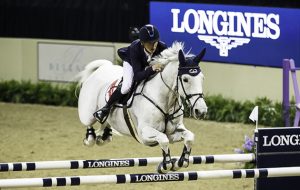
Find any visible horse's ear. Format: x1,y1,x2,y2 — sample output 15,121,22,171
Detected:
178,49,185,66
193,48,206,63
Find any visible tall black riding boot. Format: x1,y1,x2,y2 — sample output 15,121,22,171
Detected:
93,88,123,123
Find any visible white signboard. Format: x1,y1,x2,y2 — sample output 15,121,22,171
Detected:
38,42,115,82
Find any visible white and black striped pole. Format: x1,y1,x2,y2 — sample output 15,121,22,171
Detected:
1,166,300,188
0,153,255,172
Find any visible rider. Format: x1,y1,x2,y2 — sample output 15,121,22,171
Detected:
93,24,168,123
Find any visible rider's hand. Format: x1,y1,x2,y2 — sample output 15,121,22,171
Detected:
152,64,162,72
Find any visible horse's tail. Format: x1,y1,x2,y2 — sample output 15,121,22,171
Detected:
74,60,112,98
76,60,112,85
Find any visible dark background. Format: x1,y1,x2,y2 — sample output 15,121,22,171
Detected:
0,0,299,43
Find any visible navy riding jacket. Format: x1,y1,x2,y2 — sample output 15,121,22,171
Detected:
117,39,167,83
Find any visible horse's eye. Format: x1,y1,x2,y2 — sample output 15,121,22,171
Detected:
183,78,189,83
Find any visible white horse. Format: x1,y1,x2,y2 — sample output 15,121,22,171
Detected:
77,42,207,173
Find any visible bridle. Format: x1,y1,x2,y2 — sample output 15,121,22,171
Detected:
135,64,204,132
177,66,204,111
160,65,204,107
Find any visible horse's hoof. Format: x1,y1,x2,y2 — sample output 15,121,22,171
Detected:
171,158,180,171
157,160,174,174
95,135,112,146
105,135,113,143
83,138,95,147
181,160,189,168
157,162,168,174
95,136,105,146
173,158,189,170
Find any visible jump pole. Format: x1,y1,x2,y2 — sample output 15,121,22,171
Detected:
1,127,300,189
0,153,255,172
1,166,300,188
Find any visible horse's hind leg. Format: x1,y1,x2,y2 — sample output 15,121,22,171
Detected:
83,123,113,147
78,85,99,146
139,126,174,174
95,123,113,146
83,126,97,146
79,109,98,147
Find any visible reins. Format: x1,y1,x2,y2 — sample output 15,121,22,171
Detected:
134,65,204,133
134,72,183,133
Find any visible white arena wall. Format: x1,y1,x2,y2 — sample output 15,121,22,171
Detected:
0,37,294,102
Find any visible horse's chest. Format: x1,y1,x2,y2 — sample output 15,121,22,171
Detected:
131,102,180,134
154,121,179,135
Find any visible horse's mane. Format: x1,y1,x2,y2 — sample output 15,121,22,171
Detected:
151,41,193,66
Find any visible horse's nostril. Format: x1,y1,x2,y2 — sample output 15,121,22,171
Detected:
194,108,207,119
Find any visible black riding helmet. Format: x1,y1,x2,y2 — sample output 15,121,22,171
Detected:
139,24,159,43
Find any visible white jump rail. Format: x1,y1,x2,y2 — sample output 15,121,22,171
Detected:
0,153,255,172
1,166,300,188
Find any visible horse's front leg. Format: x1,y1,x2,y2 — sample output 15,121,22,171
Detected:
139,126,174,174
168,123,194,170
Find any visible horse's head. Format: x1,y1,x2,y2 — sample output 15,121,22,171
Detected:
177,48,207,119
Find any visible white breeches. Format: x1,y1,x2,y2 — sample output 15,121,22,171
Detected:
121,61,134,94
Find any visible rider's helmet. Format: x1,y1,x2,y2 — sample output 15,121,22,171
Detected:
139,24,159,43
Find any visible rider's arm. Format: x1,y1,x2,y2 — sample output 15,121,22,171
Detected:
130,48,155,83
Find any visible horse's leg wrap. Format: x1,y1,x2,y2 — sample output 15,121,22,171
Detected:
172,145,191,171
83,126,96,147
178,145,191,167
96,127,113,146
102,127,112,141
157,148,174,174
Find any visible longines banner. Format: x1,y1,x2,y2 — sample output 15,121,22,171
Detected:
150,2,300,67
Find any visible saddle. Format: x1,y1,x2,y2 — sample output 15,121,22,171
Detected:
105,78,138,107
105,78,151,145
